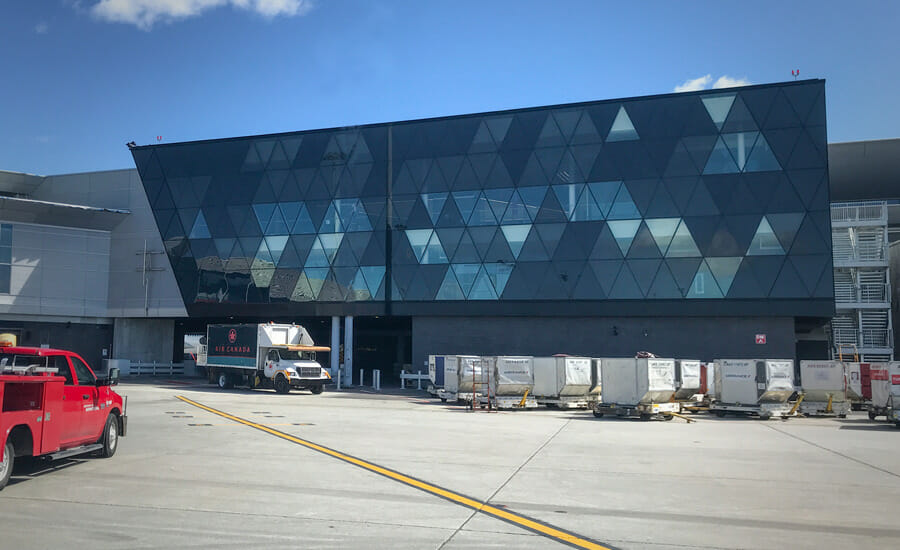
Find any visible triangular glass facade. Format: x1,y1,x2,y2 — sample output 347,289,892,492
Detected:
133,81,830,309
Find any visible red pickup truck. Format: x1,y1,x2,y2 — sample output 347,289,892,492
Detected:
0,347,127,490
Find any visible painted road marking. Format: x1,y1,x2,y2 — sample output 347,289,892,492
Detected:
176,395,616,550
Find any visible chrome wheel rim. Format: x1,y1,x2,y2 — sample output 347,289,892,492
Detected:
1,445,10,479
108,422,118,452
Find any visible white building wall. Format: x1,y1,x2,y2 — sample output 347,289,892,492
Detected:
0,222,110,319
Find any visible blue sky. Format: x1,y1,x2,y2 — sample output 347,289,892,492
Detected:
1,0,898,175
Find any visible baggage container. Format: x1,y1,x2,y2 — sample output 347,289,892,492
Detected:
673,360,702,401
868,363,891,420
889,362,900,427
588,358,602,404
798,360,850,417
593,358,678,420
428,355,446,387
441,356,486,402
532,356,592,408
483,356,538,409
711,359,796,419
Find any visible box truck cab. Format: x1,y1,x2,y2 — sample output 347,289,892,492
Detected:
198,323,332,394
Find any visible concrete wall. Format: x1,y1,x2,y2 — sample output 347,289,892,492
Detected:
411,315,796,373
0,222,110,318
34,169,187,318
0,320,113,370
113,318,176,363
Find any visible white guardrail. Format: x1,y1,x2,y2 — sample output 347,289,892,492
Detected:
400,370,429,390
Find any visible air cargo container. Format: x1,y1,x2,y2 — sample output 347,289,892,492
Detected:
533,356,593,408
798,361,850,417
710,359,796,419
440,355,486,404
428,355,446,396
867,363,892,420
673,360,703,401
588,358,602,406
592,358,678,420
888,363,900,428
484,356,538,409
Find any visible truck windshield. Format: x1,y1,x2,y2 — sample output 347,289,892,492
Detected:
0,354,48,369
278,350,315,361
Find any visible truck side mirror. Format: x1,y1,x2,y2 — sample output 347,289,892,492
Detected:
108,367,120,386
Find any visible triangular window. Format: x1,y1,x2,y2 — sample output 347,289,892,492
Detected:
686,260,723,298
189,211,211,239
606,106,639,142
666,221,702,257
405,229,433,263
701,94,735,130
607,184,641,220
747,217,785,255
607,219,641,255
422,231,448,264
722,132,759,172
435,269,465,300
645,218,680,255
501,224,532,259
469,267,499,300
703,136,740,174
744,134,782,172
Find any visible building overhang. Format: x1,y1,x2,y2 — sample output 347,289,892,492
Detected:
0,196,130,231
0,170,45,196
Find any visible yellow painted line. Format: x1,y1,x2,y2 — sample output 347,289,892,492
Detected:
176,395,616,550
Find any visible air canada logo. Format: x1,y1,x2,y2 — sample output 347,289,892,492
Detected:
228,329,237,344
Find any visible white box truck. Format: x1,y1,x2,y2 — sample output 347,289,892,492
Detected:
710,359,796,419
798,361,850,417
592,358,678,420
197,323,331,394
533,356,593,408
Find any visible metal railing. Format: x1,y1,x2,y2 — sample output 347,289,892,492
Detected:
831,328,893,348
835,283,891,304
129,362,186,376
831,201,887,223
831,244,889,263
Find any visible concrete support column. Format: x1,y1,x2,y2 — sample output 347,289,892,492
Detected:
344,315,354,386
330,316,340,379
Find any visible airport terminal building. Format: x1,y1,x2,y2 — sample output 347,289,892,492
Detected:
1,80,838,381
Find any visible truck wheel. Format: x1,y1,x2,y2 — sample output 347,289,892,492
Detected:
218,373,234,390
274,374,291,394
868,410,877,420
639,413,651,421
592,410,604,418
310,385,323,395
99,414,119,458
0,440,13,491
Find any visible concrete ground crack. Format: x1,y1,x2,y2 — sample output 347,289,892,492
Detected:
436,418,571,549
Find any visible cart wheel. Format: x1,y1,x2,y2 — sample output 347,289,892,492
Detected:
759,413,772,420
592,410,604,418
440,398,447,403
662,414,674,421
714,410,727,418
639,413,651,421
837,413,847,419
868,410,878,420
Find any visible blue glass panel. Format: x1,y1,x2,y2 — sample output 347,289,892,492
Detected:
686,260,723,298
453,191,479,224
422,231,449,264
607,184,641,220
252,204,276,233
606,106,639,142
189,212,211,239
501,224,531,259
422,193,448,225
747,217,784,255
552,184,584,221
468,194,498,226
588,181,621,218
405,229,432,263
701,94,735,130
483,263,513,296
452,264,481,297
468,267,499,300
435,269,465,300
607,219,641,255
722,132,759,172
518,186,547,221
703,137,739,174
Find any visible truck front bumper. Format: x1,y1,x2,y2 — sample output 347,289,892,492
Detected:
289,378,332,387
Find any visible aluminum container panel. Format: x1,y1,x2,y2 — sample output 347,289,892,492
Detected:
559,357,592,396
443,356,460,393
760,360,795,403
492,356,534,396
891,363,900,398
589,359,602,397
673,360,701,400
870,363,891,408
428,355,445,386
846,363,863,400
799,361,848,403
599,357,638,405
532,357,560,397
642,358,676,403
456,355,487,394
715,359,758,405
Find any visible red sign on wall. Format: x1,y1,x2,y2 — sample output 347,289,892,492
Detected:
891,375,900,385
755,334,766,344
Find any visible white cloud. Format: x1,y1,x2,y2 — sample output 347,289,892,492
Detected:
34,22,49,34
89,0,313,30
674,75,712,93
674,74,751,92
712,75,752,89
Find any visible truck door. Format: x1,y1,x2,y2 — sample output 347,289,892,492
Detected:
53,356,85,447
264,349,279,379
69,356,103,442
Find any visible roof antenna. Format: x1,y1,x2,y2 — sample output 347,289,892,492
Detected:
791,69,799,80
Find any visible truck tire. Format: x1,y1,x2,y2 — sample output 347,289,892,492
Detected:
639,413,651,421
868,410,878,420
0,440,13,491
310,385,323,395
592,410,604,418
274,374,291,394
99,414,119,458
218,373,234,390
